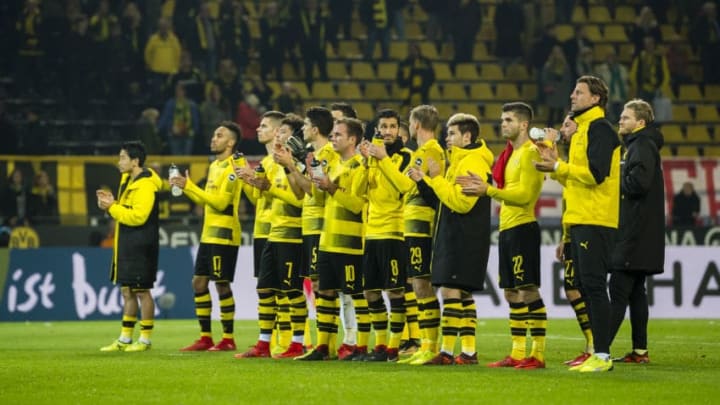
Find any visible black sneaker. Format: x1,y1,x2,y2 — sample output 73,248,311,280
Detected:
295,346,330,361
398,339,421,355
364,345,388,362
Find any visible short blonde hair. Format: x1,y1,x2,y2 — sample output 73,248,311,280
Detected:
624,99,654,123
447,113,480,142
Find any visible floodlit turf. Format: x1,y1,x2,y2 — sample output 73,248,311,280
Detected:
1,319,718,404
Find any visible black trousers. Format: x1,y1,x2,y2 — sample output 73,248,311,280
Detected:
609,270,649,351
570,225,615,354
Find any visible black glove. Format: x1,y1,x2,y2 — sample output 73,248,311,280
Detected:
285,135,308,162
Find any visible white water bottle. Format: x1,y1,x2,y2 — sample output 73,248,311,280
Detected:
168,163,183,197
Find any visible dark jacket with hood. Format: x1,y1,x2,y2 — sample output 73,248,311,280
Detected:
611,125,665,274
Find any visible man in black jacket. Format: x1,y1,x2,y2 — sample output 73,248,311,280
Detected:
609,99,665,364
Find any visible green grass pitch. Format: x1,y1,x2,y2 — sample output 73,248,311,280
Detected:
1,319,718,404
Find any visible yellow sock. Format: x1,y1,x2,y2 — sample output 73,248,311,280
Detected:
421,297,440,352
218,291,235,340
353,295,370,348
277,294,292,347
440,299,462,354
139,320,153,343
120,315,137,342
388,297,406,350
509,302,528,360
527,299,547,362
368,298,388,347
460,299,477,354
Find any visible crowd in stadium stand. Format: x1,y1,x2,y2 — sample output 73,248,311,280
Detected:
0,0,718,157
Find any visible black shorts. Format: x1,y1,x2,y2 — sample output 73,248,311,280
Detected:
562,242,581,290
406,236,432,279
194,243,239,282
317,250,363,294
498,222,541,289
121,283,154,291
253,237,267,278
362,239,407,291
257,241,303,291
301,234,320,279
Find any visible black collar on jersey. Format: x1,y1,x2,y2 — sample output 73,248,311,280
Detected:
386,138,404,156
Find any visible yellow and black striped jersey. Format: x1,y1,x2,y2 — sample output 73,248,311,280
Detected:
365,144,412,240
183,155,245,246
265,164,303,243
319,154,367,255
246,155,277,239
303,142,339,235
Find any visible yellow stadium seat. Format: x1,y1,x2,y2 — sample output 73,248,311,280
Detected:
353,102,375,121
473,42,490,61
377,62,397,80
594,44,616,62
469,83,494,100
675,145,699,156
265,81,281,95
678,84,704,101
433,62,453,81
310,82,336,99
704,146,720,157
659,146,672,157
337,82,362,100
614,6,636,23
694,105,719,122
390,41,409,59
480,64,504,81
704,84,720,101
282,63,301,80
571,6,586,23
555,25,575,42
584,25,603,42
603,25,628,43
685,125,712,143
482,103,504,120
480,123,499,139
660,124,684,142
588,6,611,23
406,21,423,39
429,85,442,100
289,82,310,99
672,105,694,122
505,63,529,81
435,102,455,120
521,83,538,101
351,62,375,80
327,61,348,80
618,43,635,64
338,40,362,58
496,83,520,100
455,63,479,80
456,103,480,116
364,82,389,100
442,83,467,100
419,42,438,59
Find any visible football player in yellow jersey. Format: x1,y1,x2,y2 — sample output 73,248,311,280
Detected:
547,114,595,366
534,76,621,372
172,121,246,352
328,102,363,359
297,117,368,360
375,105,445,365
238,115,307,359
411,113,494,365
358,109,413,362
459,103,549,369
236,111,285,278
